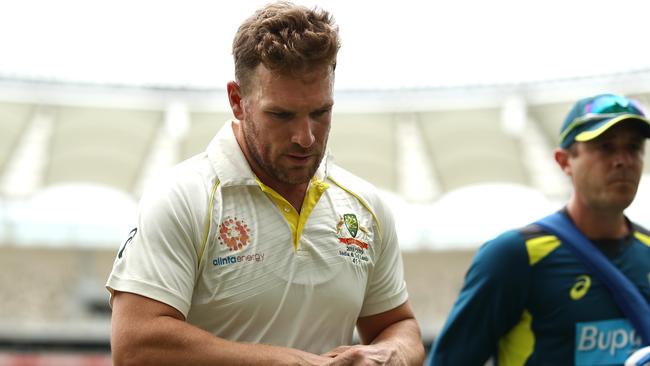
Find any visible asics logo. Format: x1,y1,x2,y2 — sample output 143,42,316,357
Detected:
570,275,591,300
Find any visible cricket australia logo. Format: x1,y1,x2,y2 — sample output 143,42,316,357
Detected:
218,216,251,251
336,213,371,265
344,213,358,237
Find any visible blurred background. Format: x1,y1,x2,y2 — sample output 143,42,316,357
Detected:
1,0,650,364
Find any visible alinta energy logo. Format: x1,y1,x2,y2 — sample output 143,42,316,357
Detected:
218,216,251,251
570,275,591,300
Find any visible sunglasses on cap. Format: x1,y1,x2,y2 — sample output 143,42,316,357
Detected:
559,94,647,146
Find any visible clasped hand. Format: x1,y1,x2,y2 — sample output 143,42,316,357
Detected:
318,344,406,366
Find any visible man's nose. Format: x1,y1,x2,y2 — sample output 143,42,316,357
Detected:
613,147,639,167
291,117,315,148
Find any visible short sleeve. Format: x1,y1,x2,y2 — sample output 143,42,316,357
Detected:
105,178,205,317
359,196,408,317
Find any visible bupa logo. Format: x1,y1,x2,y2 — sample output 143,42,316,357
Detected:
575,319,642,365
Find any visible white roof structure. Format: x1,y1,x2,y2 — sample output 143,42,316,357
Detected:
1,72,650,250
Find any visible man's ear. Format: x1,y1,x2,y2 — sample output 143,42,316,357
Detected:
554,147,572,176
227,81,245,120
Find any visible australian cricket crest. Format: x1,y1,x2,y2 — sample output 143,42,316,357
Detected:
336,213,371,266
343,213,358,237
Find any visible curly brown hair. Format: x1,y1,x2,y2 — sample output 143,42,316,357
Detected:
232,1,340,94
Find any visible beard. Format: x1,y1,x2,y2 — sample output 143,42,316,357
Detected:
242,118,326,185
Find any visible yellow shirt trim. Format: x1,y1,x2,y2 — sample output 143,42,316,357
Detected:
498,309,535,366
634,231,650,247
198,179,221,268
526,235,561,266
328,176,382,242
256,177,329,251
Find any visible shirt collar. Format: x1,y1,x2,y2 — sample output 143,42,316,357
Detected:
207,120,331,187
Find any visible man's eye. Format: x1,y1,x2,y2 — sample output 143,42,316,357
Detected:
629,143,644,153
270,112,292,119
312,109,331,118
599,143,613,151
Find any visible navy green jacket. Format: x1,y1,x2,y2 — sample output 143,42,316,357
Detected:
428,216,650,366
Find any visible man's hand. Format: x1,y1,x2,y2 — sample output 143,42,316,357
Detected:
343,301,424,366
321,344,407,366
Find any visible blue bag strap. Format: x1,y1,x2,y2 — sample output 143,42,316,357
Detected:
535,211,650,346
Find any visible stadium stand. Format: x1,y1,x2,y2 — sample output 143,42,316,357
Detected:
45,106,162,193
1,70,650,360
0,102,32,177
418,108,528,191
328,112,398,192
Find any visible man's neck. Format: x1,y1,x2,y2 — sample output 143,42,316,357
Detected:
248,161,310,213
270,182,309,213
566,200,629,239
233,121,309,212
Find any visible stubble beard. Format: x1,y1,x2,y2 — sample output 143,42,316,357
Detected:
242,118,324,185
583,181,638,213
601,171,641,211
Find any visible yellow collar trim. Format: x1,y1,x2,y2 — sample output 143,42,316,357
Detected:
256,177,330,250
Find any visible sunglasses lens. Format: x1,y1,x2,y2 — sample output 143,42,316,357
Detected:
586,95,644,116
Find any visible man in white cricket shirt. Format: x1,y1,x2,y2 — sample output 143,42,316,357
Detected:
106,2,424,365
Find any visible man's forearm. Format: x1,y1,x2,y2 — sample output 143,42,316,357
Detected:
369,318,425,366
112,312,328,366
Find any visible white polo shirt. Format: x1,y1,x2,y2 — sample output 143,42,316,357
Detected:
106,121,408,354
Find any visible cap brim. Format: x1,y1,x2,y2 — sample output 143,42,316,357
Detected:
574,114,650,142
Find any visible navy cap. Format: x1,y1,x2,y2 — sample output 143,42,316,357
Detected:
559,93,650,148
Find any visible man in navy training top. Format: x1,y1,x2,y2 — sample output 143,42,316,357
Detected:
428,93,650,366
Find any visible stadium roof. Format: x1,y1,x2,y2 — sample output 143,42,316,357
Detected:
1,76,650,250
